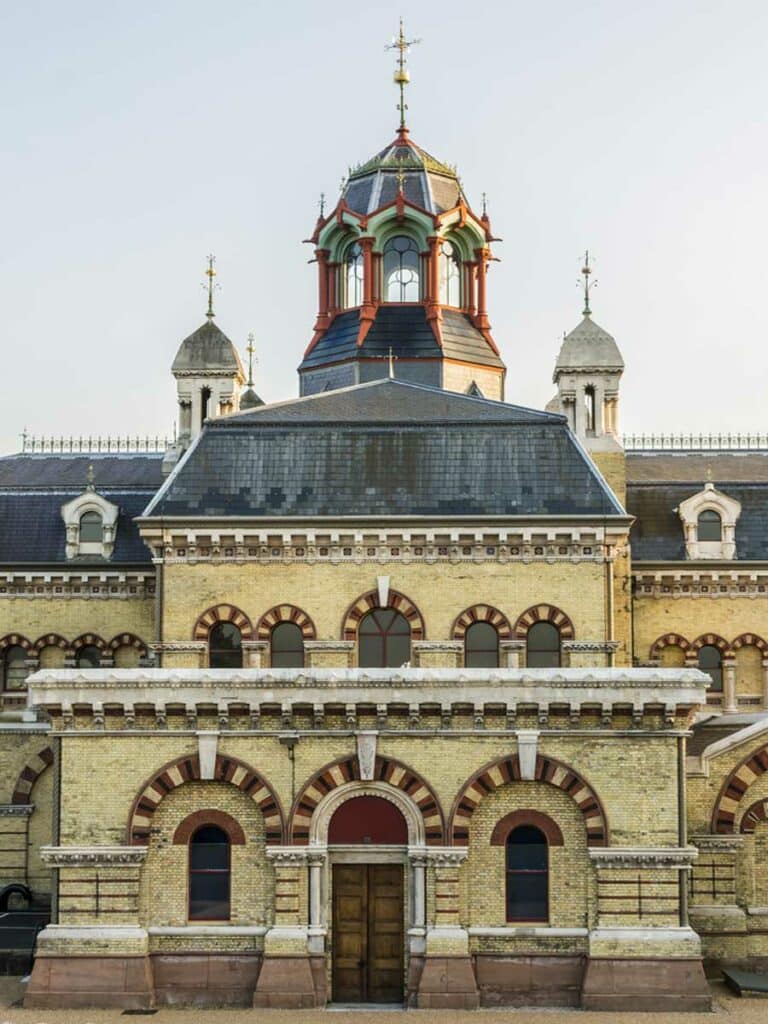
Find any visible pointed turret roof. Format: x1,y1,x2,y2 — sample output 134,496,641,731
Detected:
171,321,245,376
554,316,624,376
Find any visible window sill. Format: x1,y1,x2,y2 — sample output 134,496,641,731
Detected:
149,925,268,936
469,926,587,938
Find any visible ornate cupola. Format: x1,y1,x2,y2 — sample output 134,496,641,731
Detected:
299,22,506,400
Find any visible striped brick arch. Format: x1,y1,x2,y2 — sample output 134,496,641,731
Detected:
12,746,54,804
513,605,574,641
450,754,608,847
342,590,424,642
32,634,69,654
740,798,768,834
108,632,148,656
257,605,316,641
128,753,284,845
731,633,768,653
691,633,731,654
71,633,107,652
713,745,768,833
452,605,512,641
193,604,254,641
0,634,32,653
649,633,690,660
290,755,444,845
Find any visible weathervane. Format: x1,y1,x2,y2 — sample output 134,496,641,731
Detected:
387,18,421,132
580,250,597,317
203,254,219,320
245,332,257,388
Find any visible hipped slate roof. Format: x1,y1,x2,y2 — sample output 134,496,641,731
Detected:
145,379,623,519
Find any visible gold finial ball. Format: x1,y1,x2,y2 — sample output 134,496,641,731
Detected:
394,69,410,84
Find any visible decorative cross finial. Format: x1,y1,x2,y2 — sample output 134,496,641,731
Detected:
481,192,488,218
388,346,397,379
204,254,219,320
319,192,326,217
387,18,421,132
245,332,257,388
86,463,95,492
580,250,597,317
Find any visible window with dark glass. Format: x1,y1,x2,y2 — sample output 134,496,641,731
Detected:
189,825,230,921
75,645,102,669
271,622,304,669
209,622,243,669
526,622,561,668
358,609,410,668
464,622,499,668
438,239,461,306
698,644,723,692
383,235,420,302
79,511,103,543
506,825,548,922
344,242,364,308
697,510,722,542
2,646,28,691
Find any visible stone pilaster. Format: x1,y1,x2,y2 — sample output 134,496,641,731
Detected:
499,640,525,668
303,641,355,669
149,641,207,669
241,641,269,667
411,641,463,669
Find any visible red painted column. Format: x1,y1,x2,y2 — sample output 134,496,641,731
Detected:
426,236,441,322
475,248,490,330
464,261,477,316
328,263,340,315
314,249,330,330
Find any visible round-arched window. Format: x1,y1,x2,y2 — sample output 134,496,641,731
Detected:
698,644,723,692
189,825,230,921
2,646,28,691
439,240,461,306
506,824,548,922
465,622,499,668
79,511,103,543
271,622,304,669
526,622,561,668
383,236,420,302
698,510,722,542
75,645,102,669
209,622,243,669
358,609,411,668
344,242,364,308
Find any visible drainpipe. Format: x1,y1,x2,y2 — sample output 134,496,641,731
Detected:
605,529,615,667
677,735,688,927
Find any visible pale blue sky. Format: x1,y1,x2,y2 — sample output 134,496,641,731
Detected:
2,0,767,452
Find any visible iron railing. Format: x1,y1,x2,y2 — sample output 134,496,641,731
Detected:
623,433,768,452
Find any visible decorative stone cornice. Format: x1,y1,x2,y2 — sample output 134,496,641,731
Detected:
149,642,207,653
265,846,311,866
40,845,148,867
411,641,464,652
424,847,469,866
690,834,745,853
0,803,34,817
0,573,153,600
562,641,620,653
589,846,698,868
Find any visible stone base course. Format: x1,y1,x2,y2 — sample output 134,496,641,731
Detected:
581,957,712,1012
24,955,154,1010
475,953,584,1007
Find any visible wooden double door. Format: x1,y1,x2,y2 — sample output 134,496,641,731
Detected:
332,863,404,1004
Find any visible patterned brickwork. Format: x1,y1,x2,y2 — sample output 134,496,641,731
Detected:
713,743,768,832
451,604,512,640
256,604,316,640
12,746,54,804
193,604,254,641
342,589,425,641
513,604,575,641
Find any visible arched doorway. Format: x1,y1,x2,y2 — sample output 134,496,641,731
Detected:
327,794,408,1005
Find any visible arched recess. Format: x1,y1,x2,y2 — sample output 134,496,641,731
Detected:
649,633,690,661
173,809,246,845
128,753,284,845
313,784,420,846
739,798,768,834
342,589,425,642
513,605,574,641
257,604,316,641
108,633,149,657
732,633,768,654
450,754,608,847
712,744,768,833
290,754,444,845
71,633,107,653
193,604,254,642
12,746,54,804
32,634,69,654
0,634,32,653
452,604,512,641
490,809,564,847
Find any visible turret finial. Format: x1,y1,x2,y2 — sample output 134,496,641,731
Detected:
388,346,396,379
319,192,326,217
204,254,219,320
580,250,597,317
387,18,420,133
481,192,488,218
245,333,257,388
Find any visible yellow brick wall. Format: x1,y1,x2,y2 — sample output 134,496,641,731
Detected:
687,728,768,834
1,597,153,649
28,767,54,895
441,361,504,401
635,597,768,666
591,450,627,510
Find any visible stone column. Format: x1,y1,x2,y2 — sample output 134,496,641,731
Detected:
723,659,737,714
0,804,33,890
307,848,326,955
26,846,151,1011
574,384,587,438
254,848,321,1009
416,849,478,1009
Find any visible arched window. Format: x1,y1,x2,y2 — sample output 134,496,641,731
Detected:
698,510,722,542
271,622,304,669
2,646,28,691
465,622,499,668
344,242,364,308
438,240,461,306
358,609,410,668
79,511,103,543
698,645,723,692
75,645,102,669
209,622,242,669
506,825,548,922
526,622,561,668
383,235,420,302
189,825,230,921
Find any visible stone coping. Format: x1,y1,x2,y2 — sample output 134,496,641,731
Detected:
468,926,589,937
588,847,699,868
148,926,268,936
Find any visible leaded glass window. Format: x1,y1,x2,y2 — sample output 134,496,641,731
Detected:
506,825,548,922
358,609,410,668
189,825,230,921
465,622,499,668
439,240,461,306
209,622,242,669
383,236,420,302
344,243,364,308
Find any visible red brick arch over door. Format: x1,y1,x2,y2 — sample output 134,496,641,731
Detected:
513,605,575,641
289,755,444,845
712,743,768,833
127,753,284,845
193,605,254,641
450,754,608,847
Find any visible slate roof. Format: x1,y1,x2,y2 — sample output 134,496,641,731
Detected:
0,453,162,565
171,320,244,375
627,452,768,561
299,307,504,371
554,316,624,374
145,379,624,519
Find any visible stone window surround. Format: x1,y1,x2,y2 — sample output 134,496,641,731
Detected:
677,482,741,561
60,490,120,561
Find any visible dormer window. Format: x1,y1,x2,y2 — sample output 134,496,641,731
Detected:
678,482,740,560
79,511,103,544
383,235,420,302
61,485,119,560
